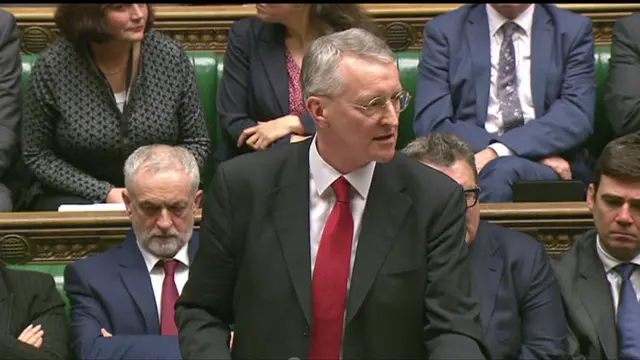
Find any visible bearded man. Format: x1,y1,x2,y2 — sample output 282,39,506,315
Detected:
64,144,203,360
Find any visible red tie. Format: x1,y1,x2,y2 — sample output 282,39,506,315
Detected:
160,259,180,336
309,176,354,360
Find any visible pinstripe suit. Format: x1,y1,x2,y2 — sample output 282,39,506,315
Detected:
0,266,69,359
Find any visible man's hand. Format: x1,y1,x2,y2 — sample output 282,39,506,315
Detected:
106,188,125,204
475,148,499,173
238,115,303,150
539,156,572,180
290,135,311,143
101,328,113,338
17,324,44,349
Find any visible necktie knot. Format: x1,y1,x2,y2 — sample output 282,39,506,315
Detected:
502,21,520,39
160,259,179,277
331,177,351,204
615,263,637,281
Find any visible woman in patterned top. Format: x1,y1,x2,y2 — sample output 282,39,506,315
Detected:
21,4,210,211
216,4,377,162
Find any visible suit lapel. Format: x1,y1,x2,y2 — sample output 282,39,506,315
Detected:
259,24,289,115
118,231,161,334
530,4,552,118
466,5,491,127
271,141,313,324
346,161,412,324
577,232,617,359
0,273,13,336
469,223,503,332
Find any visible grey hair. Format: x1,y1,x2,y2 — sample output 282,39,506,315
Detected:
301,28,395,102
123,144,200,195
401,133,478,181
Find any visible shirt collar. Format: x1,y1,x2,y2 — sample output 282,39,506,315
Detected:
486,4,535,38
136,237,190,273
309,136,376,200
596,233,640,273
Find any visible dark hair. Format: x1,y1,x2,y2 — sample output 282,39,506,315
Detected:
309,4,379,37
595,132,640,186
54,4,155,45
401,133,478,180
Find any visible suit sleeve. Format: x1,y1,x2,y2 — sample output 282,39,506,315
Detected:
0,273,68,360
414,21,497,152
175,164,235,360
497,18,595,158
423,185,491,359
176,47,211,174
518,241,568,360
567,325,586,360
604,17,640,138
63,264,182,360
0,11,21,179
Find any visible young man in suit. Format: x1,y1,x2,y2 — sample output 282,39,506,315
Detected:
553,133,640,359
414,4,596,202
177,28,489,360
0,264,68,359
64,144,204,360
403,133,567,360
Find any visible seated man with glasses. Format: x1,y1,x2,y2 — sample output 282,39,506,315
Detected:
402,132,567,360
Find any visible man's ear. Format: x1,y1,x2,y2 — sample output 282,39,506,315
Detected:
306,96,328,129
587,183,596,213
194,189,204,211
122,189,133,216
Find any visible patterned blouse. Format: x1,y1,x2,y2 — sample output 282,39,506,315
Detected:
285,50,307,117
22,30,210,203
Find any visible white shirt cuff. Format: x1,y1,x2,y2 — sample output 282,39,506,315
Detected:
488,142,514,157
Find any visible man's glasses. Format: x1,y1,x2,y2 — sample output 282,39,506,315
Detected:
464,187,481,208
348,90,411,118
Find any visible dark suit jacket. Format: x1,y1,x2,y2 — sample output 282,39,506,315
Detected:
176,139,490,360
64,230,200,360
216,17,317,162
605,12,640,138
0,266,68,360
551,230,617,360
0,9,21,179
470,221,567,360
414,4,595,167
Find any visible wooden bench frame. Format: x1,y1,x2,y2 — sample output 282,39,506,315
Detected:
0,202,592,265
3,4,640,54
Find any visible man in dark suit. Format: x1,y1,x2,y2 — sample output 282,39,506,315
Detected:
0,9,22,211
64,144,203,360
176,28,488,360
605,13,640,138
403,132,567,360
414,4,596,202
0,264,68,359
553,133,640,359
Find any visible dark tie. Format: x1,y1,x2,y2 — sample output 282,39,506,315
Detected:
614,263,640,360
160,259,180,336
309,177,354,360
498,21,525,132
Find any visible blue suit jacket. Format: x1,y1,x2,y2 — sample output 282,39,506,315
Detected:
469,221,567,360
414,4,595,162
216,17,317,162
64,230,200,360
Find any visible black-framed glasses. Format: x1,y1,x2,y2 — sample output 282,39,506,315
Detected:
349,90,411,117
464,187,481,208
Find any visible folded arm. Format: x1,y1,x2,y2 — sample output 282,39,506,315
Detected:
63,264,181,360
175,165,235,360
414,22,497,152
497,19,595,159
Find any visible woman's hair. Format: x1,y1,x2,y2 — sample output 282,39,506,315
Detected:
54,4,155,45
309,4,378,37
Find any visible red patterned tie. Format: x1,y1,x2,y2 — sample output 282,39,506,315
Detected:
160,259,180,336
309,176,354,360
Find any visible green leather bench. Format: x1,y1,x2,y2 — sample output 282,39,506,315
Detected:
13,46,612,308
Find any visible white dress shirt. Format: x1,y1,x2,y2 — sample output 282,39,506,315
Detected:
596,235,640,320
137,241,191,319
485,4,536,157
308,136,376,286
